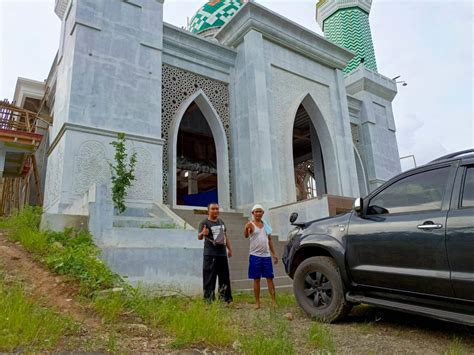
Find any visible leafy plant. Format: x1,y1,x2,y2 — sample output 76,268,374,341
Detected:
109,133,137,215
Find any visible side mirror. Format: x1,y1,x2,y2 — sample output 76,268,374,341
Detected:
289,212,299,224
354,198,363,214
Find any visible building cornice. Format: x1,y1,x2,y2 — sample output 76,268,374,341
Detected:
345,66,398,102
215,2,354,70
48,123,164,155
163,23,236,72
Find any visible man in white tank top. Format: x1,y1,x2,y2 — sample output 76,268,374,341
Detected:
244,204,278,309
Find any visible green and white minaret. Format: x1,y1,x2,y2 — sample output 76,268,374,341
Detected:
316,0,378,73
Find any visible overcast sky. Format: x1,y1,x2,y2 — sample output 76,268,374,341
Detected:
1,0,472,167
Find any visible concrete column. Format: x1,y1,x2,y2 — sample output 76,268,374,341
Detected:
45,0,165,214
239,30,275,207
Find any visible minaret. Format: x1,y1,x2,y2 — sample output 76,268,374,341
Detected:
316,0,378,73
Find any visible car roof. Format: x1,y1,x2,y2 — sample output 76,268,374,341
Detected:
428,149,474,165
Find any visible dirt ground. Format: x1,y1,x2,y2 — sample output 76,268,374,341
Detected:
0,232,473,354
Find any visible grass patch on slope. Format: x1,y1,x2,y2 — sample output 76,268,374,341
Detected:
0,271,76,352
0,207,124,296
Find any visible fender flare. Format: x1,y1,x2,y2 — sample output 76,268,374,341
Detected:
291,234,351,289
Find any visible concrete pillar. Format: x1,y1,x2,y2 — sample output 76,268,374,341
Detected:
231,30,276,209
44,0,165,214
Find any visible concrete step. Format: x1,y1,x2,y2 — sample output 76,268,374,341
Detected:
113,216,175,229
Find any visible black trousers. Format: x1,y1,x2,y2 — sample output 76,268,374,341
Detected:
203,255,233,302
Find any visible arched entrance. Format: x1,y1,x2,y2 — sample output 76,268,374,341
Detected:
168,91,230,209
176,102,217,207
292,104,327,201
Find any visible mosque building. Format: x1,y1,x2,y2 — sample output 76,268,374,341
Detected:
9,0,401,292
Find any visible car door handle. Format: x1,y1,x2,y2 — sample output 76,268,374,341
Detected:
417,222,443,230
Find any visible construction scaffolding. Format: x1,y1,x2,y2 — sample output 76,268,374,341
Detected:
0,99,52,216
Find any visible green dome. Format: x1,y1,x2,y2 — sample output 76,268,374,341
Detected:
188,0,245,35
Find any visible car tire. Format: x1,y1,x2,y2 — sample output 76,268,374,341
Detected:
293,256,351,323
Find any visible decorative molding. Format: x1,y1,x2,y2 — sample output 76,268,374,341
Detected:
345,66,397,102
215,2,354,70
48,123,164,156
163,23,236,72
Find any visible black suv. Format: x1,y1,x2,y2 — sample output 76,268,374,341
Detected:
283,150,474,326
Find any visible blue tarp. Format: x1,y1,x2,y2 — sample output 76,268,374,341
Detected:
182,189,218,207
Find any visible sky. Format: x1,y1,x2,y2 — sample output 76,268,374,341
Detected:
0,0,472,168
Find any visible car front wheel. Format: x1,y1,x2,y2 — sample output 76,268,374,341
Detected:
293,256,351,323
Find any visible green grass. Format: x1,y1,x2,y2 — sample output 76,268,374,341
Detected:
445,337,466,355
0,272,76,352
240,312,294,355
234,291,296,308
308,322,336,354
129,292,236,348
92,292,128,324
0,207,125,296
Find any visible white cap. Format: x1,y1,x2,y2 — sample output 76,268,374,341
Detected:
251,204,265,213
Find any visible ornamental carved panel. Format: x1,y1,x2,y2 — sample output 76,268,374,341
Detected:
72,141,110,195
161,64,231,205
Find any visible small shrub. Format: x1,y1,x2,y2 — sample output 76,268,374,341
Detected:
44,229,124,296
109,133,137,214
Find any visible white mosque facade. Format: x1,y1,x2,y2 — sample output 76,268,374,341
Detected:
9,0,403,290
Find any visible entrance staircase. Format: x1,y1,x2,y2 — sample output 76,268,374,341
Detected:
172,209,293,292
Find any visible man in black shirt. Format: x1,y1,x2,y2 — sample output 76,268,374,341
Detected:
198,202,233,303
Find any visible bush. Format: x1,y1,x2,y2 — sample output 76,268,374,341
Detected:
0,208,124,296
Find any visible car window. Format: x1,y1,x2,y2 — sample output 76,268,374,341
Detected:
461,167,474,208
368,167,451,215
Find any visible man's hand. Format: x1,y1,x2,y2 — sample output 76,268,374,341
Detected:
272,254,279,265
199,225,209,240
245,222,254,236
227,249,233,258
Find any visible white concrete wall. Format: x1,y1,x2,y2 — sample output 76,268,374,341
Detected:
345,67,402,190
229,30,360,211
269,197,331,241
45,0,165,213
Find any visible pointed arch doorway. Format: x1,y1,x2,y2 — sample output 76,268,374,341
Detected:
292,103,327,201
169,91,230,209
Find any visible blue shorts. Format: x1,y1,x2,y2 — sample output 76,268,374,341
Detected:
248,255,274,280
